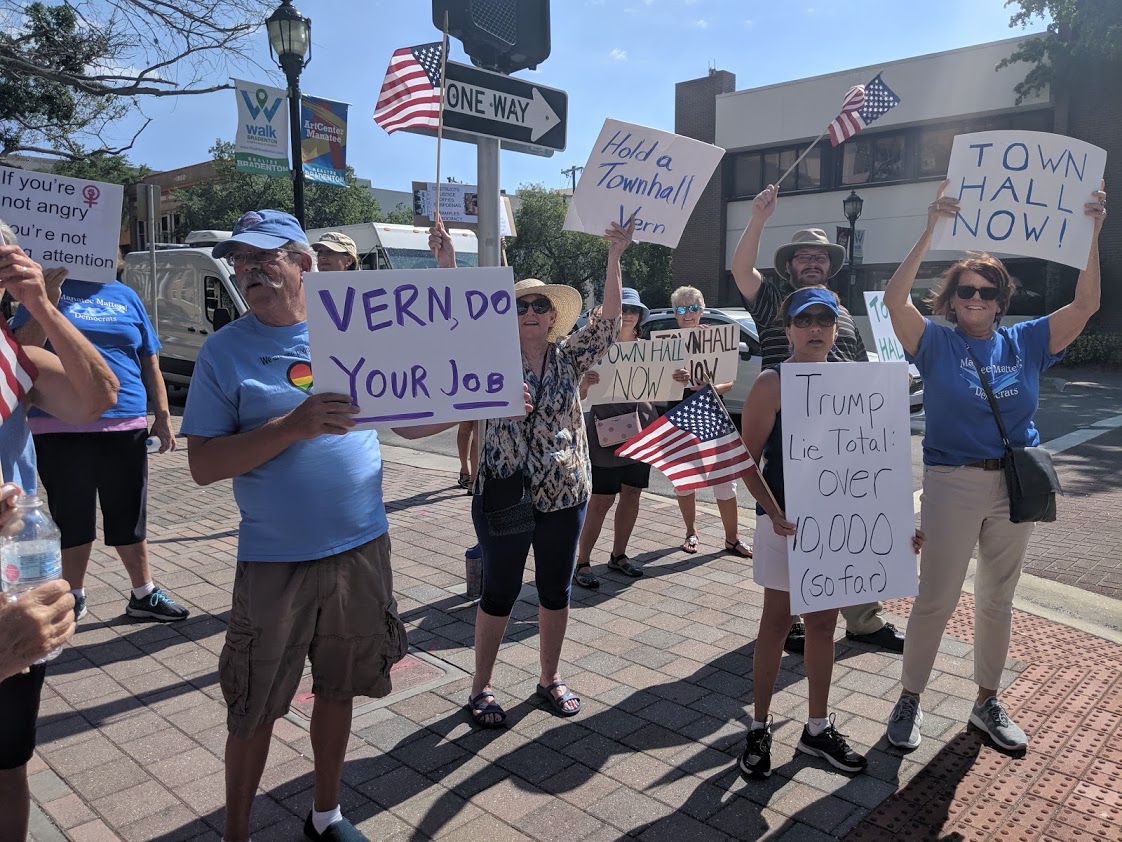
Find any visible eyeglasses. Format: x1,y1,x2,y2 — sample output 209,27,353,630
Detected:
792,253,831,265
228,249,294,269
622,305,644,316
675,304,702,315
790,312,837,328
955,284,999,301
516,298,553,315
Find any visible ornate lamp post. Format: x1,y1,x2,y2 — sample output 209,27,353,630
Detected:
266,0,312,228
842,190,864,310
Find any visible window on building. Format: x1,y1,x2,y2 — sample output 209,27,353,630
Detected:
731,152,762,198
918,126,958,177
842,133,907,185
136,220,147,250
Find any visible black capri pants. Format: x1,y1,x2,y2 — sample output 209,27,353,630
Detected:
34,430,149,549
0,665,46,769
471,494,587,617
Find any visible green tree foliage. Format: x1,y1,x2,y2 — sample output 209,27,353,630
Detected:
997,0,1122,103
173,141,385,233
52,154,151,187
384,203,415,225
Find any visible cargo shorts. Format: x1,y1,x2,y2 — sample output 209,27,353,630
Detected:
219,532,407,739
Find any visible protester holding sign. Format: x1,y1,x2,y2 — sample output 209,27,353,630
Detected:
573,288,659,588
666,286,753,560
881,180,1106,753
732,184,904,657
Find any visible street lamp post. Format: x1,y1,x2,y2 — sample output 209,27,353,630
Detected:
266,0,312,228
842,190,864,311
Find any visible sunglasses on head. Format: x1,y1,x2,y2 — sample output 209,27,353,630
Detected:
955,284,999,301
516,298,554,315
675,304,702,315
790,312,837,328
622,305,644,316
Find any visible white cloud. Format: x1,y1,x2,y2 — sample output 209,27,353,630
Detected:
744,19,755,28
609,48,628,61
694,18,709,29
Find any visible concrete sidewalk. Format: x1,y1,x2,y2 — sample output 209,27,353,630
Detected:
26,434,1122,841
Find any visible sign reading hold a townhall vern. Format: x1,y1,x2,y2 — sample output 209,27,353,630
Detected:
932,130,1106,271
0,171,123,284
780,362,917,615
563,119,725,248
304,268,525,429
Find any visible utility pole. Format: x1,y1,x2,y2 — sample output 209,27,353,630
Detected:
561,165,583,194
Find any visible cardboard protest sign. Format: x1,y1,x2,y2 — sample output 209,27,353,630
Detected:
233,78,289,177
411,182,515,236
582,335,684,406
780,362,917,614
863,292,908,364
650,324,740,390
0,171,123,284
304,267,524,428
932,130,1106,270
563,119,724,247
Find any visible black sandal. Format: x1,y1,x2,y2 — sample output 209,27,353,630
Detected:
466,690,507,728
607,553,643,578
725,538,753,558
457,471,472,490
573,563,599,589
536,680,581,717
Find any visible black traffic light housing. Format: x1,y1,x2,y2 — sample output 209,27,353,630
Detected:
433,0,550,74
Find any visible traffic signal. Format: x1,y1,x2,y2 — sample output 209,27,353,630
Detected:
432,0,551,75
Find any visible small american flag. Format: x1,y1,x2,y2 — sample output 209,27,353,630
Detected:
0,321,37,425
827,73,901,146
373,43,444,135
616,385,756,492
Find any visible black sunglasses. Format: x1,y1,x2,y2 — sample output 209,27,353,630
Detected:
675,304,702,315
516,298,554,315
955,284,999,301
622,305,644,315
790,312,837,328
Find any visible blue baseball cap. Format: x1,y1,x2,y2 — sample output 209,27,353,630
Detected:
786,286,840,320
212,209,308,259
621,287,649,324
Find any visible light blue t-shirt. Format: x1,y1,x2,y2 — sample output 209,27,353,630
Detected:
908,317,1063,466
11,279,159,420
0,406,37,492
179,314,388,562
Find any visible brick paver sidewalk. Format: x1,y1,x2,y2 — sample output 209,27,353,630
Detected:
24,434,1122,841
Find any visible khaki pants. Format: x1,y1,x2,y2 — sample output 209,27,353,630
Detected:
901,465,1035,694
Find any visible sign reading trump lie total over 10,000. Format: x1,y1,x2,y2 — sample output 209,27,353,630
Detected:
780,362,918,615
0,171,123,284
304,267,525,429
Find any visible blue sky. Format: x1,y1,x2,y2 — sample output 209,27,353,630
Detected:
116,0,1045,195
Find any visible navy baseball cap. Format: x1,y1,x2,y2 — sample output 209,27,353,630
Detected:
786,286,840,319
212,210,308,259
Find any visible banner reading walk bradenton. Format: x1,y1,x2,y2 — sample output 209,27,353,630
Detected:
301,95,349,186
233,79,289,177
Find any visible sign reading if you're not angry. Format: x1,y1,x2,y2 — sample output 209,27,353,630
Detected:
304,268,524,429
781,362,917,615
932,130,1106,271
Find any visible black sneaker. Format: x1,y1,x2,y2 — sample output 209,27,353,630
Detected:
796,714,867,773
126,587,189,622
784,622,806,654
738,721,772,778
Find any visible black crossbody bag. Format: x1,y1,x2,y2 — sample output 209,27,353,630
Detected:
965,346,1061,523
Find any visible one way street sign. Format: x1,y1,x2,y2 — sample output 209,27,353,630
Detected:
440,60,567,153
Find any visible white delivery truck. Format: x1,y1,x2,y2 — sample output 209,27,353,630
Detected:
303,222,479,269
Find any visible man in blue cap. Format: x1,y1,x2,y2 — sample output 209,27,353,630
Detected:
181,210,405,842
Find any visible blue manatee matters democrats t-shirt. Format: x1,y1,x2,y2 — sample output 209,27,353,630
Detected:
179,314,388,562
908,317,1062,466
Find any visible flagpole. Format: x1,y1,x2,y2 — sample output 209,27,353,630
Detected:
432,12,450,257
709,385,785,517
776,129,827,188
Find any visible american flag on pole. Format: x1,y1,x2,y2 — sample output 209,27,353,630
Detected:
827,73,901,146
616,385,756,492
0,321,36,425
373,43,444,135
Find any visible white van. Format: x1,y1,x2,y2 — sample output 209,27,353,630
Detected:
304,222,479,270
121,238,246,386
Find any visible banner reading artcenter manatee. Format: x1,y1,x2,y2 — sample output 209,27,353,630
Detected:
780,362,917,615
233,78,289,178
301,95,349,186
563,119,724,247
304,267,525,429
0,171,122,284
932,130,1106,271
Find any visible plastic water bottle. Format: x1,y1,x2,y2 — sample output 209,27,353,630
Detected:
1,494,64,663
145,436,161,454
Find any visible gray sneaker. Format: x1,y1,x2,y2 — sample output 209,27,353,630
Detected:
969,696,1027,750
886,694,923,749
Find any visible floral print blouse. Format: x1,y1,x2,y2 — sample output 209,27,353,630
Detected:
481,315,619,512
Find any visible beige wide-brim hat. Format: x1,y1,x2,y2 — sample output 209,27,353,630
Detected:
312,232,359,263
513,278,583,341
773,228,846,281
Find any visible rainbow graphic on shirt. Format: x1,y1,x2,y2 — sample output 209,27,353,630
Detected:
287,361,313,392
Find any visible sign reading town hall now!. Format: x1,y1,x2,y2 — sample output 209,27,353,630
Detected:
304,268,525,429
932,130,1107,271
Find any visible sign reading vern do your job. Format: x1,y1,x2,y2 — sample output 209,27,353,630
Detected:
304,268,525,429
932,130,1106,271
563,119,724,248
780,362,917,615
0,171,123,284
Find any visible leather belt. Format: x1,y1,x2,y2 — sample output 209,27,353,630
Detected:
965,458,1003,471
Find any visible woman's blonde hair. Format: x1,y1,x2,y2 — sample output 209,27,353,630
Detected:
670,285,704,308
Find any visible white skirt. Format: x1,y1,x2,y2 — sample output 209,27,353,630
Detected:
752,514,791,592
